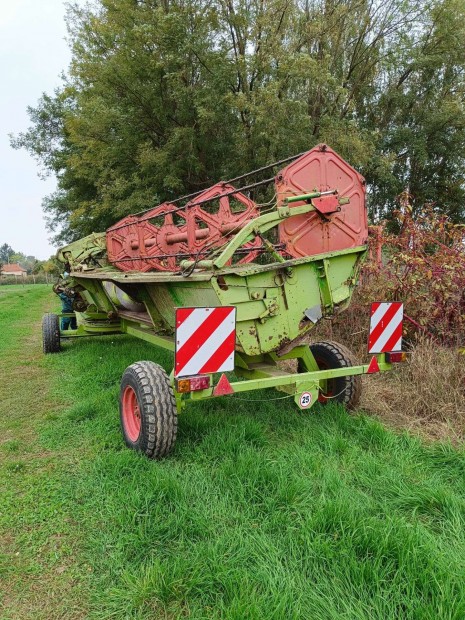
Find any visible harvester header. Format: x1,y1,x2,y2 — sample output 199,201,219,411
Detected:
59,144,367,274
47,144,404,461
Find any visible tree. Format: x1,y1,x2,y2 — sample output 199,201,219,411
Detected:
0,244,15,263
9,252,38,274
366,0,465,221
32,260,44,275
10,252,26,265
11,0,465,243
42,257,60,277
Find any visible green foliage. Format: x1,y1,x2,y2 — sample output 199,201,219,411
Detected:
41,258,60,276
11,0,465,242
368,0,465,222
0,243,14,263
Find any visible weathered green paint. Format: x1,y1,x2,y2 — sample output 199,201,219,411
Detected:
59,311,121,338
60,324,122,337
134,287,166,331
188,355,391,411
70,243,364,357
316,259,333,310
57,305,391,413
122,321,175,351
283,191,335,205
57,231,109,269
211,202,318,268
209,249,363,356
55,192,383,415
71,245,365,282
74,278,115,313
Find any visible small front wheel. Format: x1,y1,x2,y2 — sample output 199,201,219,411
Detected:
120,361,178,459
42,313,61,353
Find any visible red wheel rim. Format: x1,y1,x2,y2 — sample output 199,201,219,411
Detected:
122,386,141,442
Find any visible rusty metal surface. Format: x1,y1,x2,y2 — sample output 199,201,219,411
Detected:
103,144,367,273
106,183,262,272
73,270,213,283
72,245,365,283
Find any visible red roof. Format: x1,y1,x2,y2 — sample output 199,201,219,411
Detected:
1,263,26,274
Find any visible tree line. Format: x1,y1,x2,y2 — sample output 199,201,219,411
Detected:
12,0,465,244
0,243,59,277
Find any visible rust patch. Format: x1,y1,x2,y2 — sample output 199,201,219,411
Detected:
217,276,229,291
277,330,313,356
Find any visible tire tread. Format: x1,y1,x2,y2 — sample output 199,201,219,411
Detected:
120,361,177,459
42,313,60,353
301,340,362,410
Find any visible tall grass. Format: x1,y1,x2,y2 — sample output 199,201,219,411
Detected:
361,339,465,441
312,284,465,441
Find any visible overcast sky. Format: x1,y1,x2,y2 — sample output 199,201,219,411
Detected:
0,0,74,259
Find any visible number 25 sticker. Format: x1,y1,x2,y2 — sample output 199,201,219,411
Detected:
299,391,312,408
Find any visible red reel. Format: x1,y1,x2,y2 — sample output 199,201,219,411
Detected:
106,185,262,272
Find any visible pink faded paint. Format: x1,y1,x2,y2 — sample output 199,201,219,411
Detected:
105,144,368,272
213,373,234,396
276,144,368,258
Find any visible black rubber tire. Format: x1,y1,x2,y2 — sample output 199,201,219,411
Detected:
42,313,61,353
120,361,178,459
298,341,362,410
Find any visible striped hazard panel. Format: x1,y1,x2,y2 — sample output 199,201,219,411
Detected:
368,302,403,354
175,307,236,377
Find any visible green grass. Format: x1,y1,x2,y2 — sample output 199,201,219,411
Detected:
2,285,465,618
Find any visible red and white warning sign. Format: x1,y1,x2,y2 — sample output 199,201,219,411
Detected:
175,307,236,377
368,302,403,354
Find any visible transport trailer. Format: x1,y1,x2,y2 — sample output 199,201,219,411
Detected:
43,144,405,458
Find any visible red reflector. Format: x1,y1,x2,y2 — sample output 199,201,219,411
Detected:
385,351,406,363
189,376,211,391
213,373,234,396
367,356,380,374
175,375,210,393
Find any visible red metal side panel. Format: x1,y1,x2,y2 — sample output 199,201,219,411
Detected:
276,144,368,258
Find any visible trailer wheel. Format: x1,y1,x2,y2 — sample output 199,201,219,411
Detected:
42,313,61,353
299,341,362,410
120,361,178,459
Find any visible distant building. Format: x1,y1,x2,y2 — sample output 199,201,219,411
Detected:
1,263,27,277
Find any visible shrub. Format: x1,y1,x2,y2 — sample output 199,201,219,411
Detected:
366,198,465,345
0,275,50,286
312,198,465,440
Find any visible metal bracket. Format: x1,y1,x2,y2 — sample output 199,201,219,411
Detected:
304,304,323,324
258,299,279,323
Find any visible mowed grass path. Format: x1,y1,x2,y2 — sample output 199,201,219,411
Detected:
0,285,89,619
1,285,465,619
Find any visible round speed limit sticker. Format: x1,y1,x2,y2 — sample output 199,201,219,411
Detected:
299,391,313,408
